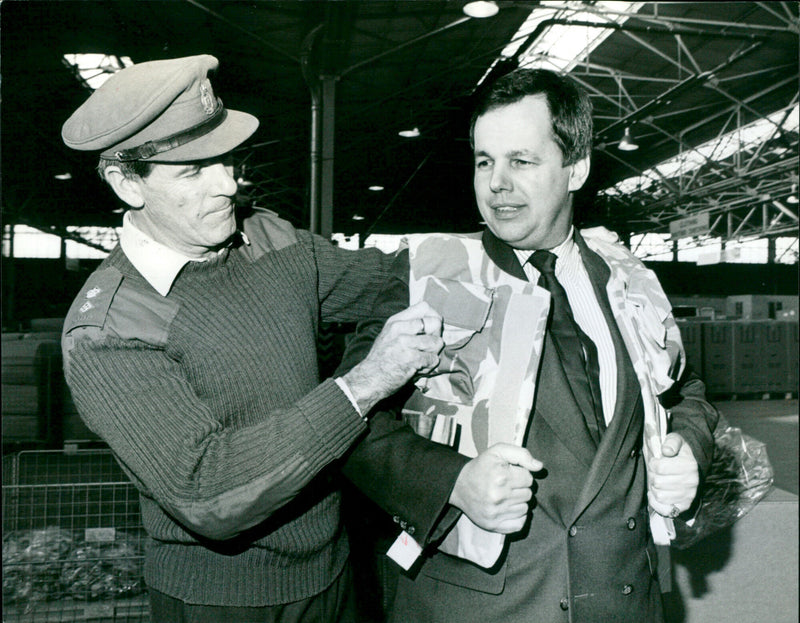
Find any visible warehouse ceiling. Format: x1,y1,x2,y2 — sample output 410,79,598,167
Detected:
1,1,798,250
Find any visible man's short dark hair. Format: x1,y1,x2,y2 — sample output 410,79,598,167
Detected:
97,157,155,181
470,68,593,166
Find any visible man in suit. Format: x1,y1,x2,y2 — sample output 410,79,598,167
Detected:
341,68,718,622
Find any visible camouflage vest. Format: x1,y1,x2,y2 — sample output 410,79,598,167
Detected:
402,227,685,566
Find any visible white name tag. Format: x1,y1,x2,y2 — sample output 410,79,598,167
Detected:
386,531,423,570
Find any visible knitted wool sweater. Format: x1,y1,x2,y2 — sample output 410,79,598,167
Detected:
61,209,393,606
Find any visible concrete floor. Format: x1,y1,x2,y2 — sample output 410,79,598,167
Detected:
713,398,798,495
664,398,798,623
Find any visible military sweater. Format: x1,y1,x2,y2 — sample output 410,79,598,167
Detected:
61,209,392,607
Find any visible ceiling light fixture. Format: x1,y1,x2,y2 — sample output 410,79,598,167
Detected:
54,172,72,180
352,214,366,221
462,1,499,18
618,127,639,151
368,185,384,192
398,127,421,138
788,183,799,205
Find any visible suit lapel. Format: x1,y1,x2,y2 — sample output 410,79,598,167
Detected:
482,229,597,468
578,231,641,425
570,232,642,518
481,229,527,280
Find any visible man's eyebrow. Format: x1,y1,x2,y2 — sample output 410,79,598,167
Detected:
473,148,537,158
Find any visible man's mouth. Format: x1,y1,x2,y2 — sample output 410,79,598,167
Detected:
490,204,525,216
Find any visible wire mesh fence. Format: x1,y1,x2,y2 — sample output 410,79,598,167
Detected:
2,448,149,622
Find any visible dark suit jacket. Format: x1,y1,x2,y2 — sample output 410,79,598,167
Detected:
341,229,718,623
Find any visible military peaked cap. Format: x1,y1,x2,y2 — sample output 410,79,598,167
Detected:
61,55,258,162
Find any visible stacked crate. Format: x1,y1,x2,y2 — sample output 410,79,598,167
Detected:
700,322,735,395
2,331,98,447
677,319,799,398
2,333,61,445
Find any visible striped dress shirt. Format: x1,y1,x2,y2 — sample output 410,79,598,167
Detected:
515,229,618,425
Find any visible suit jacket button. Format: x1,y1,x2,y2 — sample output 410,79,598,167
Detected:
630,448,638,458
407,525,416,535
627,517,636,530
392,515,400,524
560,598,569,611
622,584,634,595
568,525,578,537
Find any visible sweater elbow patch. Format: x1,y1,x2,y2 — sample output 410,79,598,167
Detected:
171,453,311,540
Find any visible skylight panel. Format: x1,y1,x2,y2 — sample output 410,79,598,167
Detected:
63,54,133,90
499,6,560,61
476,2,643,88
512,2,644,72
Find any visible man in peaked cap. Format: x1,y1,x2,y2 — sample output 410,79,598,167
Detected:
60,54,449,622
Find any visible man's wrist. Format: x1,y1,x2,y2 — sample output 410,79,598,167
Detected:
334,377,368,421
340,366,383,416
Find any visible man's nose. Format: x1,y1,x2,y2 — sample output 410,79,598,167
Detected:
209,163,238,196
489,165,512,192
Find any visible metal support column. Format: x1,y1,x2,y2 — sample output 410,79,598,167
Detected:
320,76,336,240
301,25,323,235
309,92,321,235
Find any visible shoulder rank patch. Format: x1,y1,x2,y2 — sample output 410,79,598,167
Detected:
239,207,299,261
63,267,124,335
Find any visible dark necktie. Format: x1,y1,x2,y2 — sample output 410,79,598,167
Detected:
530,250,605,443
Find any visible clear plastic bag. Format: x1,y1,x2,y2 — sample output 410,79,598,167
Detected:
2,527,75,606
60,531,144,600
671,413,774,550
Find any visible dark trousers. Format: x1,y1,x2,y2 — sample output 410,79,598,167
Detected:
148,564,358,623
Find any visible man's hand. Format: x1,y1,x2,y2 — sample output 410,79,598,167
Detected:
449,444,543,534
647,432,700,518
342,302,444,415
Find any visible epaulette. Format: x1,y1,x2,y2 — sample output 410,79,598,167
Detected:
63,267,124,335
239,207,299,261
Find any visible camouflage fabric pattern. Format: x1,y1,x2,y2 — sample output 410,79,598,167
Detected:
403,227,684,564
403,232,551,566
404,233,550,456
581,227,685,544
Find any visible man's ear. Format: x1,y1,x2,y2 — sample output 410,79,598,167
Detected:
568,156,591,193
103,166,145,208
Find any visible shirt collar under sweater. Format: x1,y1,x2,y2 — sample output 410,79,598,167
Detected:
120,211,236,297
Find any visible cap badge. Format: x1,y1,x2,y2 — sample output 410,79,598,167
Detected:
86,287,102,299
200,81,216,115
